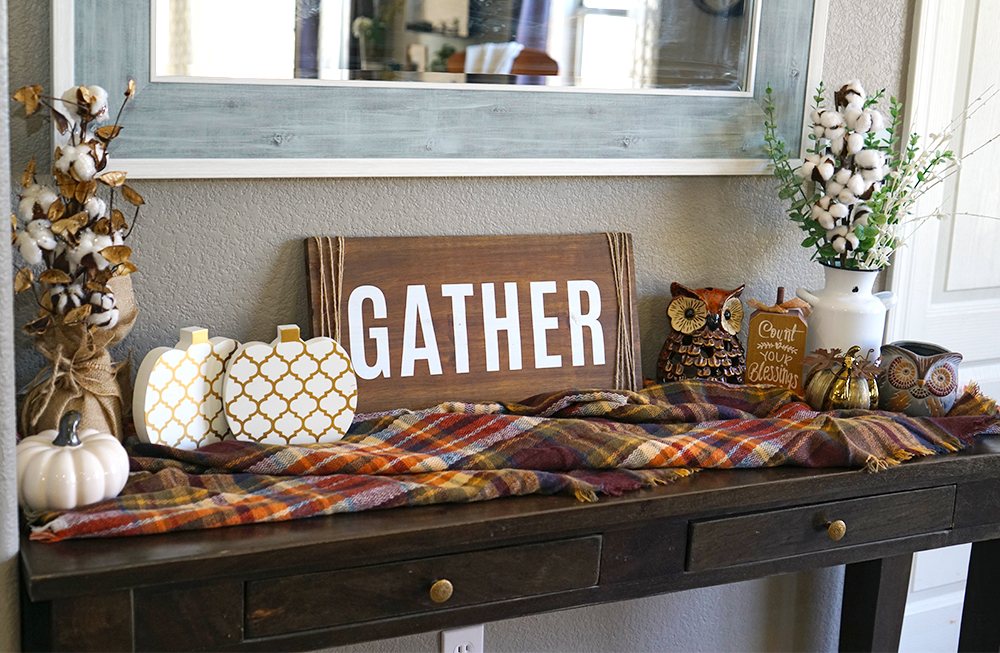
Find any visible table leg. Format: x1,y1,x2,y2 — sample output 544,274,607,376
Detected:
839,554,913,653
958,538,1000,653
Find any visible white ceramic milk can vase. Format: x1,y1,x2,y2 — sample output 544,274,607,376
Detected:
797,265,897,360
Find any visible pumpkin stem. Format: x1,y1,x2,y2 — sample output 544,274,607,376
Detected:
54,411,82,447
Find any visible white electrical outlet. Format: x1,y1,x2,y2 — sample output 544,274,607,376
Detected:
440,624,484,653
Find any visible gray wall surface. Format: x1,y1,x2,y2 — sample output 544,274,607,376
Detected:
1,0,18,647
4,0,913,650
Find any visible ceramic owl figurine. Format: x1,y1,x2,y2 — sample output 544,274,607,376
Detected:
657,282,746,384
878,341,963,417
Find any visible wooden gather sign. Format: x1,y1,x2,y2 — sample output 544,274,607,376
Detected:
306,234,640,412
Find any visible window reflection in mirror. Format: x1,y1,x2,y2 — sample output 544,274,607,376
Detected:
153,0,756,91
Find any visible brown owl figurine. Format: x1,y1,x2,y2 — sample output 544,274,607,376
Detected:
657,283,746,384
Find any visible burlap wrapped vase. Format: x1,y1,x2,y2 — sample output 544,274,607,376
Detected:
21,275,138,438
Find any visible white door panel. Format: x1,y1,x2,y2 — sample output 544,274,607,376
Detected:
890,0,1000,651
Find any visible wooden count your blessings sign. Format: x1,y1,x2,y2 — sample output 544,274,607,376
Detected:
306,234,640,412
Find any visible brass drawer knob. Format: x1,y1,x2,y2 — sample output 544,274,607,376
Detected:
430,579,454,603
827,520,847,541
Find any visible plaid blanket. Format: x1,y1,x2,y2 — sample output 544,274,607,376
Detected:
28,381,999,542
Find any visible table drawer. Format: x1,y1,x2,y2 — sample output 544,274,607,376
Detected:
246,535,602,638
686,485,955,572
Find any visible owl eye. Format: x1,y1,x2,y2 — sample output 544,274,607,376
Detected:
721,297,743,335
668,296,707,334
927,364,958,397
886,357,918,389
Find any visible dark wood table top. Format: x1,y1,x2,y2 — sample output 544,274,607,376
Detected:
22,434,1000,603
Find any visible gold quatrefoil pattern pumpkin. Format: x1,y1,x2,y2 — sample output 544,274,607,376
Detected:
133,327,239,450
222,325,357,445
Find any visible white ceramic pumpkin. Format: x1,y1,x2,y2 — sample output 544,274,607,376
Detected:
16,411,130,512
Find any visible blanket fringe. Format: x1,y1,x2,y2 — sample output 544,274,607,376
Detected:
575,489,599,503
865,445,938,473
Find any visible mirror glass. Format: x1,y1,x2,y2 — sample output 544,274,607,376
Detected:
153,0,756,91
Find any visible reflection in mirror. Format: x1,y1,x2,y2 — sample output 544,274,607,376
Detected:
153,0,756,90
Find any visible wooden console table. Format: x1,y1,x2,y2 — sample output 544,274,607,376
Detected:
20,433,1000,652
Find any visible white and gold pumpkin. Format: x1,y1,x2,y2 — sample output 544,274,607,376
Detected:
17,411,130,512
133,327,239,450
222,324,357,445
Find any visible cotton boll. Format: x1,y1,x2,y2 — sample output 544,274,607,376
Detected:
834,168,852,185
813,124,826,139
68,229,112,270
845,233,860,250
817,195,833,211
830,137,845,155
838,189,859,205
816,161,835,181
72,151,97,181
847,174,867,197
88,307,119,330
85,86,109,122
811,109,822,123
827,225,849,239
866,109,885,131
852,112,873,134
18,184,59,221
838,80,866,107
825,126,846,141
26,220,56,250
50,282,86,315
17,235,43,265
797,154,820,179
829,203,850,220
844,106,863,130
815,209,835,230
832,236,848,253
796,162,815,179
820,111,845,129
847,133,866,155
825,181,845,197
85,197,107,220
58,85,109,122
851,203,873,228
862,167,885,184
855,150,886,170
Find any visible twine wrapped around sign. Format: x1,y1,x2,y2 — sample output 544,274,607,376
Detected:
606,232,637,391
20,275,138,437
313,235,345,342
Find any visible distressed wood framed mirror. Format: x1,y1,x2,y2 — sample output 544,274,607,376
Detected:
54,0,827,177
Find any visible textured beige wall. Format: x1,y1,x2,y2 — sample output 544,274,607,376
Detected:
1,0,20,647
5,0,913,650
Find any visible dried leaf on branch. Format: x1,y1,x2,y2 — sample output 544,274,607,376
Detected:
121,185,144,206
23,314,52,335
74,180,98,203
95,125,123,142
99,245,132,265
64,303,93,324
97,170,127,186
110,209,127,232
14,267,34,292
12,85,43,116
116,261,138,276
51,212,89,237
46,198,66,222
20,157,36,187
38,269,73,285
